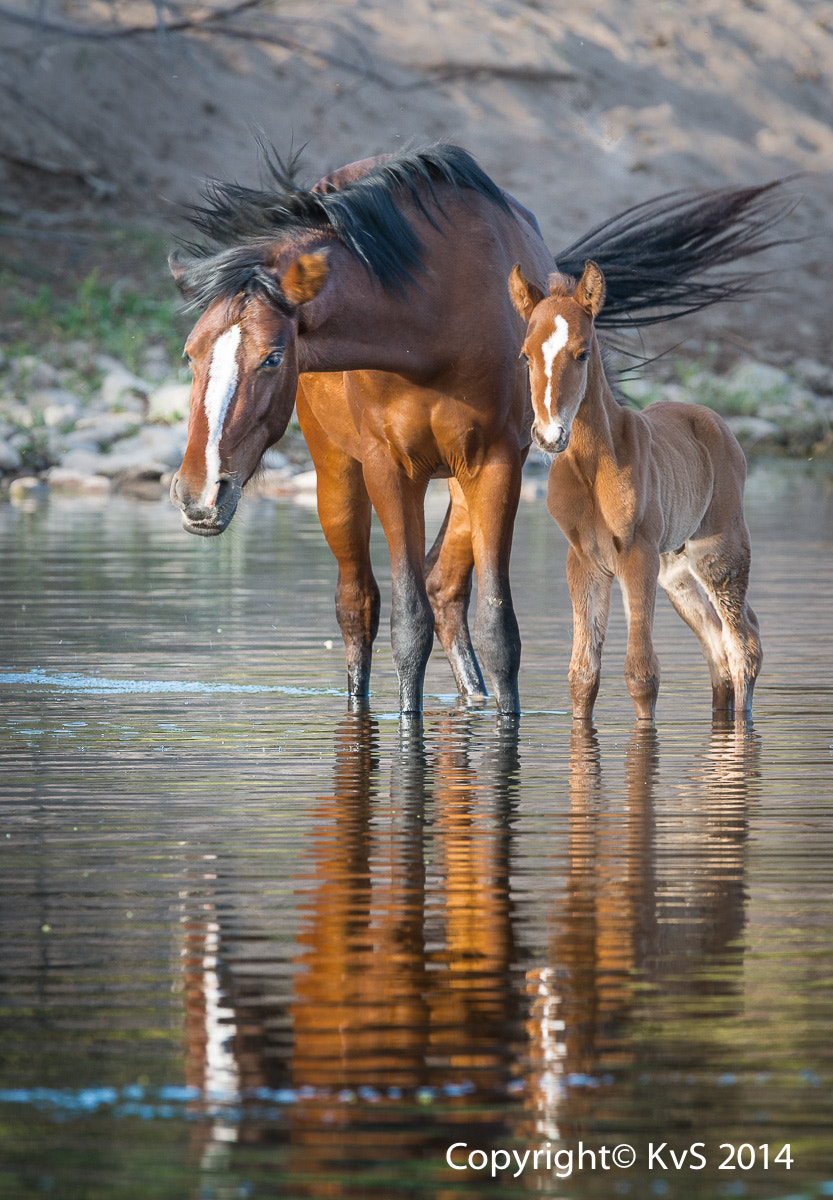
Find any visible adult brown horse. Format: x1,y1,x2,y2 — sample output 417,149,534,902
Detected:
168,143,785,715
509,259,763,723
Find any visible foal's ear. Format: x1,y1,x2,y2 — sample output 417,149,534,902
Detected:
574,261,606,317
279,251,329,307
508,264,545,322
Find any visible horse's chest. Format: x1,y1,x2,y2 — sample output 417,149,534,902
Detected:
548,460,631,557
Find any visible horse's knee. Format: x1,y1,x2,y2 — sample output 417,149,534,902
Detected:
335,576,381,698
624,652,660,721
335,575,381,642
569,659,601,720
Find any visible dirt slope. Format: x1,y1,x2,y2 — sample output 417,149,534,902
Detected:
2,0,831,362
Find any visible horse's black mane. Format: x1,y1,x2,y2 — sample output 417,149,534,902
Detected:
555,180,796,328
172,142,511,309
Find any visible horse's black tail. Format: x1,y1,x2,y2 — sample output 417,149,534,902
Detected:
555,180,796,329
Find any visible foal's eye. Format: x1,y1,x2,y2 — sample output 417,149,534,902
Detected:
261,347,284,369
183,351,193,370
576,349,590,363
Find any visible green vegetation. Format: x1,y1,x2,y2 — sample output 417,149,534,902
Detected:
0,223,190,375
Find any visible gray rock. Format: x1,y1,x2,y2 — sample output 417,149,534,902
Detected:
261,447,290,470
147,382,191,423
0,438,22,472
43,396,83,429
60,429,104,454
10,357,62,390
794,357,833,395
141,345,175,382
8,476,48,502
59,448,116,477
108,424,187,470
98,364,152,411
75,412,143,448
27,387,83,416
724,360,792,399
45,467,112,495
724,416,785,447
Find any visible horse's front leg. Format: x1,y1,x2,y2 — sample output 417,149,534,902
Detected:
362,443,434,716
566,546,613,720
461,448,524,714
618,539,662,721
425,477,487,700
296,388,380,702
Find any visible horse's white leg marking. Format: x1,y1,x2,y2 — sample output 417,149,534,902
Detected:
540,315,569,435
203,324,241,504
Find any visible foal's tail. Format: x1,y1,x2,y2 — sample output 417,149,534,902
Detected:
554,180,797,329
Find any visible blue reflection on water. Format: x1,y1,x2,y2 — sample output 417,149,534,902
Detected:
0,669,341,697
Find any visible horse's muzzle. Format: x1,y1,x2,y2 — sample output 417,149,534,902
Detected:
170,473,240,537
532,422,570,455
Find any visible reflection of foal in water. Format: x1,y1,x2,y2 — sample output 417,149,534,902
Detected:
510,260,762,723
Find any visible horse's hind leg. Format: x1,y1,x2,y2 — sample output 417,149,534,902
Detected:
689,529,762,719
425,478,487,699
296,387,380,702
658,552,734,712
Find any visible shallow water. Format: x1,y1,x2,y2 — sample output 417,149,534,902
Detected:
1,461,832,1200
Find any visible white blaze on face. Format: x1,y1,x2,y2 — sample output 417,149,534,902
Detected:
202,323,242,504
540,315,569,428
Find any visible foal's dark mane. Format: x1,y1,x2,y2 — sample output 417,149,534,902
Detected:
173,142,512,309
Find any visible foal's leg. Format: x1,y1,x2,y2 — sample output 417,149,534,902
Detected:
689,530,762,720
425,478,487,699
296,389,380,701
566,547,613,720
361,442,434,716
658,552,734,712
618,539,662,721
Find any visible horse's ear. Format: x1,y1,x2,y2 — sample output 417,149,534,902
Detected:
168,250,192,297
279,252,329,307
508,264,545,322
574,261,606,317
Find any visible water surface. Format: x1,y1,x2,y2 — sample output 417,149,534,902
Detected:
1,462,832,1199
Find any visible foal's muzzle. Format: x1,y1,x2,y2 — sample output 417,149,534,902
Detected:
170,473,241,536
532,421,570,455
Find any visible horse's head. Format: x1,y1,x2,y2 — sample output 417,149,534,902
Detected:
509,260,605,455
168,250,329,536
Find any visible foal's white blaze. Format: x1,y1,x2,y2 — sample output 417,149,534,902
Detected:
540,315,569,436
202,324,241,505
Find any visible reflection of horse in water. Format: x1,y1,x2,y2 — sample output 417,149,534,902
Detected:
180,710,524,1187
525,718,759,1144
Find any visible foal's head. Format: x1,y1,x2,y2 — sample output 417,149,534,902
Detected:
168,250,329,536
509,260,605,454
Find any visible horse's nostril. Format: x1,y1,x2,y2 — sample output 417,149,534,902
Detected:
206,477,232,509
170,473,187,508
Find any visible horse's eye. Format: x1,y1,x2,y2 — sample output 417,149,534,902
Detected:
261,347,284,369
576,349,590,362
183,351,193,369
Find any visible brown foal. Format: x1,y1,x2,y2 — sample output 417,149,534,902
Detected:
510,260,763,723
